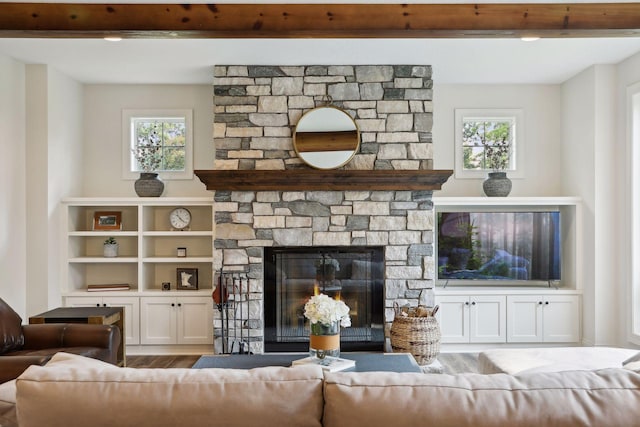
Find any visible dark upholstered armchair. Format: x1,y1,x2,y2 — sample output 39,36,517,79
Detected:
0,297,120,383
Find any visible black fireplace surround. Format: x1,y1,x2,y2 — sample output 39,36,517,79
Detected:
264,246,385,352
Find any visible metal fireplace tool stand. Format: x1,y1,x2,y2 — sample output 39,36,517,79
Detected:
213,271,251,354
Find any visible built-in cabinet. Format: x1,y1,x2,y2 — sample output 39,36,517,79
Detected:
61,198,215,354
140,296,213,345
436,290,581,345
507,294,581,343
436,295,506,343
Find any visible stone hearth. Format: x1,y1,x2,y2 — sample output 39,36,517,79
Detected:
211,65,437,354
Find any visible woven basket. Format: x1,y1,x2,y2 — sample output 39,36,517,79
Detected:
390,309,441,365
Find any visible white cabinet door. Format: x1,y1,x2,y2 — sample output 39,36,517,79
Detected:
469,295,506,343
140,297,177,345
177,297,213,345
543,295,580,343
436,296,469,343
507,295,543,343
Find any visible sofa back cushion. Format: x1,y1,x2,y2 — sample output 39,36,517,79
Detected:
17,352,324,427
0,298,24,354
323,369,640,427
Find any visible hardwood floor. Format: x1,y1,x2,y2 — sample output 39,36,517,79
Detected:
126,355,201,369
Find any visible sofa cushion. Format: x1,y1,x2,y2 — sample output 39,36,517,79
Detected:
323,369,640,427
0,379,17,427
0,298,24,354
479,347,639,374
622,351,640,372
17,352,324,427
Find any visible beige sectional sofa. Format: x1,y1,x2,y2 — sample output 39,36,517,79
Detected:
2,352,640,427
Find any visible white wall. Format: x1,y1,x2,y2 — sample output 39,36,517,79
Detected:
561,65,619,346
433,84,563,197
0,53,27,317
25,65,84,315
82,85,214,197
47,67,84,309
616,51,640,345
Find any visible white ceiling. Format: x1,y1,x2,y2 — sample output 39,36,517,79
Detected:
0,37,639,85
1,0,640,85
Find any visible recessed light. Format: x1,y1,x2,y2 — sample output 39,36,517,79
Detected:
520,36,540,42
104,36,122,42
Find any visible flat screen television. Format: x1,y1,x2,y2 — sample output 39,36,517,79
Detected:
437,211,561,284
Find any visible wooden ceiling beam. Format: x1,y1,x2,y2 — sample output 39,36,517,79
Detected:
0,3,639,39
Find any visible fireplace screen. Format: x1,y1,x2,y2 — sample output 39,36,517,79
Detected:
264,246,384,352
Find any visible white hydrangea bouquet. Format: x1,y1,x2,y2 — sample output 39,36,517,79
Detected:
304,293,351,329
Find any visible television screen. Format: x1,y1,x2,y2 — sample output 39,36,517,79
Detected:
437,211,561,282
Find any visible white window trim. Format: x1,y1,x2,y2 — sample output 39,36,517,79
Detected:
454,108,525,179
121,108,194,180
626,82,640,344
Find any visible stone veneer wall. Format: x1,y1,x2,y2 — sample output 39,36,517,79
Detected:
212,65,435,354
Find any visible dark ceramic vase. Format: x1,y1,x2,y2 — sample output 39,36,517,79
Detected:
134,172,164,197
483,171,512,197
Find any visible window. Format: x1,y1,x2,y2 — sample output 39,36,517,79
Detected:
454,109,524,179
122,109,193,180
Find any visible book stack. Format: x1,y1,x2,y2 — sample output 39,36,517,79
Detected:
87,284,131,292
291,357,355,372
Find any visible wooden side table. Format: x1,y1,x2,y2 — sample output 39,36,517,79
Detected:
29,306,126,366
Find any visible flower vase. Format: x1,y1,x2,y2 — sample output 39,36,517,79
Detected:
483,171,512,197
309,321,340,362
134,172,164,197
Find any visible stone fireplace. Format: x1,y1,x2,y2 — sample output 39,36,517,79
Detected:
208,65,442,354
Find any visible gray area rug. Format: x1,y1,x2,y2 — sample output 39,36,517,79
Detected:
437,352,480,374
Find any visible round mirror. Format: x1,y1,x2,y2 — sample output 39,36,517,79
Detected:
293,106,360,170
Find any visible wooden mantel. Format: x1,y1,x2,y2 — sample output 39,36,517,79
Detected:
194,169,453,192
1,3,640,39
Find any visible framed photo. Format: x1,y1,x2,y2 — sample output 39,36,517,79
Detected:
177,247,187,257
93,211,122,230
177,268,198,290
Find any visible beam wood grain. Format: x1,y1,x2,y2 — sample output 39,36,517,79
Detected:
0,3,639,39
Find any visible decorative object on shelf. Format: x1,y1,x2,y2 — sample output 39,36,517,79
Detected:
134,172,164,197
103,237,119,258
483,171,512,197
482,136,512,197
177,268,198,290
315,257,340,281
304,293,351,363
177,247,187,257
161,282,171,291
93,211,122,230
169,207,192,230
390,302,441,365
87,283,130,292
132,129,165,197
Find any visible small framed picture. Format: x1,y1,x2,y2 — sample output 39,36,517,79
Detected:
93,211,122,230
177,247,187,257
177,268,198,290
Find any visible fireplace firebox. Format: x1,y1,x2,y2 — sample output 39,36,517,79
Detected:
264,246,384,352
